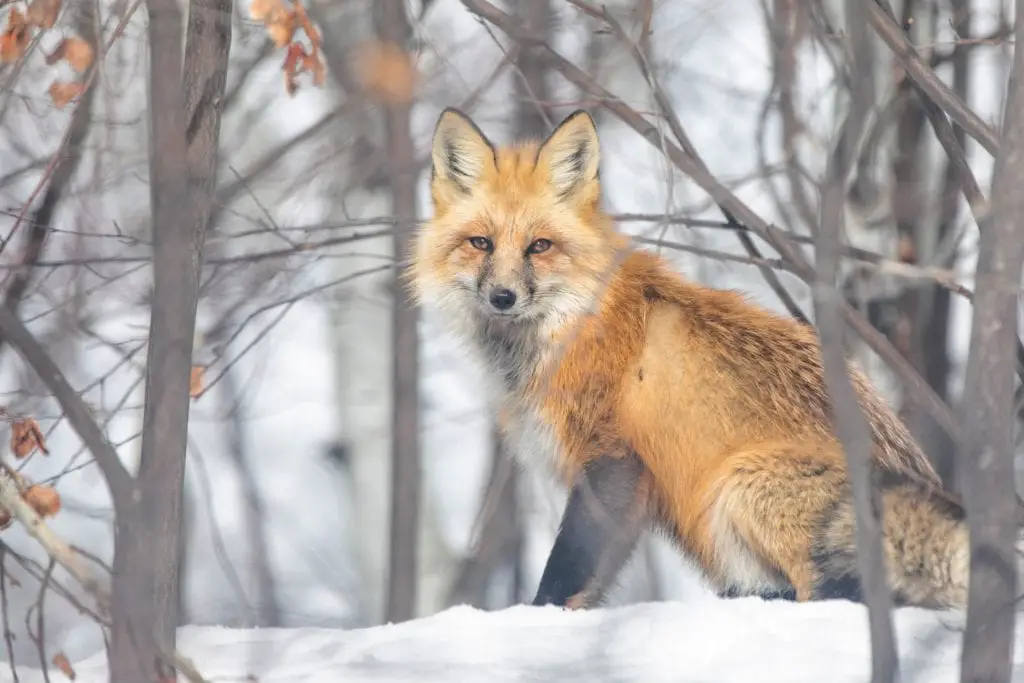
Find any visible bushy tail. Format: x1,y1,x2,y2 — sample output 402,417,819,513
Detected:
812,481,970,610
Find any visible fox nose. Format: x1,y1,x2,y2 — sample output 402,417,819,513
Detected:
489,288,517,311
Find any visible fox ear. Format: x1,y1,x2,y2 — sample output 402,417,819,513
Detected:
536,110,600,202
431,108,496,197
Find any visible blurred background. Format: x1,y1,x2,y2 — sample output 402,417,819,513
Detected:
0,0,1015,667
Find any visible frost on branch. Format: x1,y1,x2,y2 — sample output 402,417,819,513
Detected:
0,0,95,109
250,0,326,96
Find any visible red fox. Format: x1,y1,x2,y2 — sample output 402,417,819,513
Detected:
408,107,974,611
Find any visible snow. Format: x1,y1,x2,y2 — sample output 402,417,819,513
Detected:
12,598,1023,682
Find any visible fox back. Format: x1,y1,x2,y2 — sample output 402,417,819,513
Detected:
408,108,981,613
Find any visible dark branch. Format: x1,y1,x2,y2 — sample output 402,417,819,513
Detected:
0,304,134,512
864,0,998,155
814,4,898,676
956,3,1024,677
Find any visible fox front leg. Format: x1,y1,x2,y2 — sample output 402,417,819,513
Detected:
532,453,651,609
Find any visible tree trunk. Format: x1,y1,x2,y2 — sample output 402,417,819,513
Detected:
815,5,898,680
374,0,421,625
314,0,392,625
220,345,282,627
109,0,231,679
913,0,971,487
957,2,1024,676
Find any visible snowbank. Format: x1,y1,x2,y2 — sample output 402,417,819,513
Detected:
12,597,1024,682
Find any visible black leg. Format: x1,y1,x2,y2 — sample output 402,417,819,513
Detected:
532,453,649,608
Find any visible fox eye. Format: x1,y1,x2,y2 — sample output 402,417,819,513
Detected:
468,236,493,252
526,238,552,255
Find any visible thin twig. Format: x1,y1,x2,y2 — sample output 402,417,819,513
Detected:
864,0,998,155
0,304,134,510
0,548,19,683
0,471,208,682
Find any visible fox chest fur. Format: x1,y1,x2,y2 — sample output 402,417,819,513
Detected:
475,274,653,486
474,315,565,476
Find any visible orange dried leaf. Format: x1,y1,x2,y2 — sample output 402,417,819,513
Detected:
26,0,61,29
48,80,82,109
189,366,205,399
249,0,284,22
0,33,20,63
23,484,60,518
267,21,293,48
302,52,325,87
354,40,416,105
0,8,31,63
304,22,321,48
10,417,48,459
52,653,75,680
282,41,307,95
282,41,306,70
47,36,93,72
251,0,295,47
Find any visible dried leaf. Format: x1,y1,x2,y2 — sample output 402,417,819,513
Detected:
302,51,325,87
48,80,83,109
252,0,295,47
10,417,48,459
189,366,205,399
0,509,11,531
354,40,416,105
46,35,93,72
52,653,76,680
23,484,60,518
282,41,307,95
267,21,293,48
0,8,31,63
249,0,284,22
0,34,20,63
26,0,61,29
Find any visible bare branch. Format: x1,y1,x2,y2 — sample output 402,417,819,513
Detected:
0,2,99,362
957,2,1024,676
814,4,897,678
0,471,208,683
566,0,809,324
0,304,134,509
0,548,17,683
374,0,421,624
865,0,998,155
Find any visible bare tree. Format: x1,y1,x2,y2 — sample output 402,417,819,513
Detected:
957,1,1024,677
109,0,231,677
814,4,897,680
216,320,282,627
373,0,421,624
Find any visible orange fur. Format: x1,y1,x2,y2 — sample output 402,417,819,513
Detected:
409,107,977,609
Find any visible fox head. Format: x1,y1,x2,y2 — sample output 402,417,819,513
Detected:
408,108,625,332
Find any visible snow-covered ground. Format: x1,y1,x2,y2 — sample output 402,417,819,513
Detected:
12,598,1021,682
